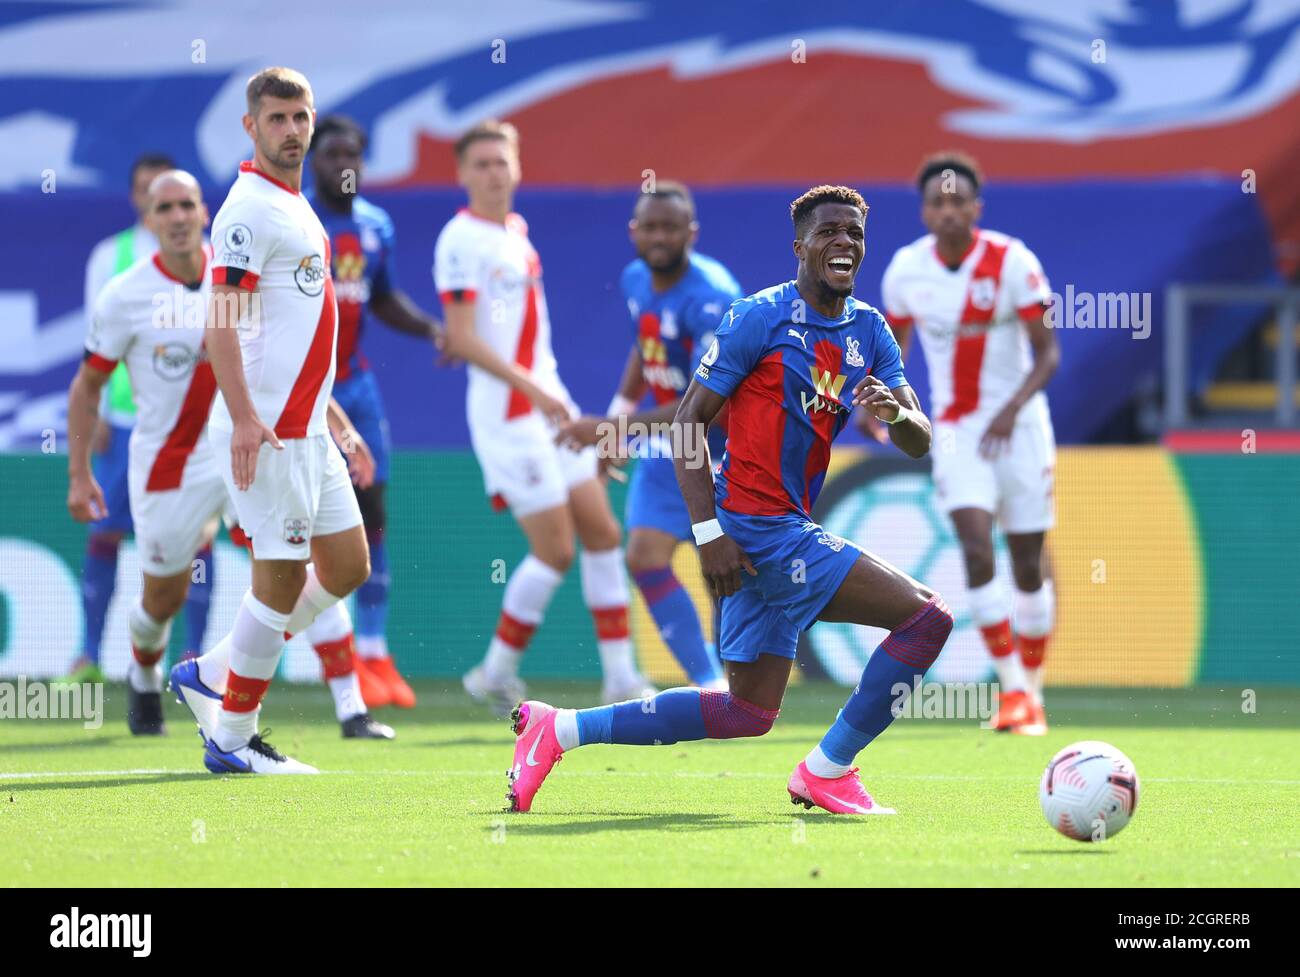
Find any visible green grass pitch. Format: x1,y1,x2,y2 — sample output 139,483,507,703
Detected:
2,682,1297,887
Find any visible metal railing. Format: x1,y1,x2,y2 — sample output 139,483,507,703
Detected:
1164,283,1300,428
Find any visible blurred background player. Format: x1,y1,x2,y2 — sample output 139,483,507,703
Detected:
435,120,654,713
184,67,371,774
66,170,224,734
874,152,1059,735
506,186,954,815
65,151,221,683
306,113,447,710
557,182,740,690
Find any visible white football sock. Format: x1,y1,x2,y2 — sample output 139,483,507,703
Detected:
127,658,163,693
197,634,230,693
968,578,1026,693
328,674,364,721
553,709,580,751
127,601,170,693
305,599,352,645
581,548,637,685
485,555,564,678
285,564,343,637
804,744,851,779
215,592,289,751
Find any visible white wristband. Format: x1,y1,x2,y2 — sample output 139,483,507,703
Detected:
692,518,725,546
886,406,911,426
607,394,637,417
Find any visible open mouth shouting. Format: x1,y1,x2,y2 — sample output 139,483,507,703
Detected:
826,252,857,285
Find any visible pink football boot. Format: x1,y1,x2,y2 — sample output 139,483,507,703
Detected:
787,761,896,815
507,700,565,813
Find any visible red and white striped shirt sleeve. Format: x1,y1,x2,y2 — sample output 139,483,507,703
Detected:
1007,240,1052,322
211,194,279,292
83,279,131,372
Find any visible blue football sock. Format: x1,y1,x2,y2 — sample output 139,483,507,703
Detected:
817,597,953,766
355,534,389,640
183,543,214,653
575,688,779,746
80,533,120,664
633,567,722,685
576,688,707,746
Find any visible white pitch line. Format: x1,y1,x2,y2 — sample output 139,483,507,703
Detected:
2,769,1298,786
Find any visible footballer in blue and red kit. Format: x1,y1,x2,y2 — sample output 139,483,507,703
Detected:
308,115,446,710
506,186,957,817
558,185,740,688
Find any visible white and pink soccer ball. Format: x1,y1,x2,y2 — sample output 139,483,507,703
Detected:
1039,741,1140,842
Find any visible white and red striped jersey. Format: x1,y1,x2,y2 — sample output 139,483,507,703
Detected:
433,209,568,432
208,161,337,439
84,249,216,491
881,228,1052,427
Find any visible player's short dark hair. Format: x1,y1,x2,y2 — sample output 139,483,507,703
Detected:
245,66,314,115
454,119,519,162
129,152,176,188
635,179,695,220
310,114,367,153
916,151,983,194
789,185,868,236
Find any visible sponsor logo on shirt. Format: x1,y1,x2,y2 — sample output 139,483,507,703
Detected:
801,366,847,416
294,254,326,296
151,343,197,381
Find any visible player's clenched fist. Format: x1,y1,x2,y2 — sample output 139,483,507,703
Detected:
67,472,108,523
230,415,283,491
698,535,758,598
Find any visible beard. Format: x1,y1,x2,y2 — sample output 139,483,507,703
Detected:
644,249,687,276
816,275,854,301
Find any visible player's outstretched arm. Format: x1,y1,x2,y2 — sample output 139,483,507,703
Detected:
205,282,282,490
441,296,571,426
672,380,756,598
853,377,932,459
65,362,112,522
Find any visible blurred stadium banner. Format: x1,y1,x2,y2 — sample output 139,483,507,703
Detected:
3,1,1299,448
2,446,1295,686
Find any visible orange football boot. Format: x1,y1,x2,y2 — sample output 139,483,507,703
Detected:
989,689,1033,731
355,656,392,709
367,655,417,708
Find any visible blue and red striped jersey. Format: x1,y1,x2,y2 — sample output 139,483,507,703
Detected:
307,194,395,382
621,252,742,404
695,280,906,517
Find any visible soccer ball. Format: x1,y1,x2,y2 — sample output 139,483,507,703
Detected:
1039,740,1140,842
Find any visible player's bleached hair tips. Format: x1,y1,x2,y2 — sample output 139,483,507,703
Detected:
789,185,869,236
916,151,983,194
246,66,314,114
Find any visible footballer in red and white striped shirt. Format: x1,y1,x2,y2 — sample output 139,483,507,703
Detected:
67,169,225,736
873,151,1060,736
181,66,371,775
